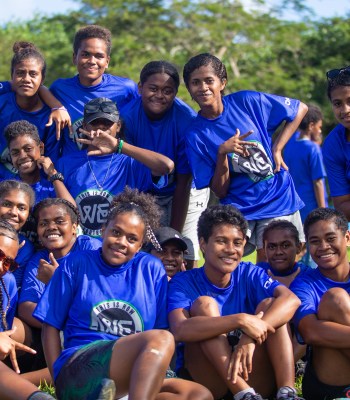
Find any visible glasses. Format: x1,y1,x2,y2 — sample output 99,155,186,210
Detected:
0,248,18,273
84,102,119,115
326,66,350,80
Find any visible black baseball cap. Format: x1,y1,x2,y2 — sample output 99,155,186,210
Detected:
83,97,120,124
148,227,188,252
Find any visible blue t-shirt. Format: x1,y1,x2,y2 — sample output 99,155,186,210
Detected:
57,150,166,237
257,261,309,277
50,74,138,156
168,262,280,315
19,235,101,305
120,97,194,196
185,90,304,220
12,233,35,290
0,273,17,331
290,267,350,344
0,81,12,95
322,124,350,197
33,250,168,381
284,135,328,222
0,92,60,178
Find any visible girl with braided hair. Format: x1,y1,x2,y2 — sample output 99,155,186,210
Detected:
33,187,213,400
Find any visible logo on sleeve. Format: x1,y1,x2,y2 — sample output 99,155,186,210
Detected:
263,277,274,289
91,300,144,337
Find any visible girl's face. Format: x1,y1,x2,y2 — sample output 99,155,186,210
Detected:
37,205,77,257
0,189,31,231
187,64,226,111
330,85,350,132
0,235,19,277
12,58,44,98
264,229,301,273
9,135,43,176
139,73,177,120
309,119,323,144
102,212,144,266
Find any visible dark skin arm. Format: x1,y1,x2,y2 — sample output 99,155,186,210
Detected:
170,173,192,232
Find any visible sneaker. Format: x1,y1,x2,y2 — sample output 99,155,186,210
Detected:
97,378,116,400
276,386,304,400
241,393,266,400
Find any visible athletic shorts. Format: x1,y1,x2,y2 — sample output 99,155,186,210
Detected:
302,360,350,400
55,340,115,400
246,210,305,252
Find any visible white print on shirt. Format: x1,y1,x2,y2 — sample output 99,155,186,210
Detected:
230,141,274,183
91,300,144,336
76,189,113,237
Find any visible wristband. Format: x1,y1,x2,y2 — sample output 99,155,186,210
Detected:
117,139,124,154
51,106,67,112
49,172,64,182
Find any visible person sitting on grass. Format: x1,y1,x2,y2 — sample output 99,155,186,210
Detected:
258,220,309,363
168,204,303,400
146,226,187,279
290,207,350,400
33,188,213,400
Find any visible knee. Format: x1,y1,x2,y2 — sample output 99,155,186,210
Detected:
319,288,350,316
146,329,175,355
190,296,220,317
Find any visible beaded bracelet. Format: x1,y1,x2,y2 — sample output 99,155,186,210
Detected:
51,106,67,112
117,139,124,154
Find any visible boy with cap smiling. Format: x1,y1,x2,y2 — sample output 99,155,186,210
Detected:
56,97,174,237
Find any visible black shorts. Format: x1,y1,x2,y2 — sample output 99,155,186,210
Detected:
303,360,350,400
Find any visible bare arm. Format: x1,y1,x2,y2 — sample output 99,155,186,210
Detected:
259,285,301,328
170,173,191,231
211,129,254,198
313,178,326,208
332,194,350,221
168,308,274,344
77,128,174,176
299,314,350,348
41,324,62,378
272,101,308,172
17,302,42,329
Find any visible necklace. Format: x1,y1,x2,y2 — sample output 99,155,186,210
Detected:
86,153,114,192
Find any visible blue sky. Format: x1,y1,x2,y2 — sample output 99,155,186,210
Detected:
0,0,349,24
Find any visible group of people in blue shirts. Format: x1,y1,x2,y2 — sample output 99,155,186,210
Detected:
0,22,350,400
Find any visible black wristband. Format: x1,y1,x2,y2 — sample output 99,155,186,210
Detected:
49,172,64,182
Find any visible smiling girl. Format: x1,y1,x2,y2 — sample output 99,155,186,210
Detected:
33,187,212,400
0,42,66,179
0,180,35,289
18,198,101,330
182,53,308,262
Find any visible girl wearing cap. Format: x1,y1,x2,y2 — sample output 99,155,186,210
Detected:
322,65,350,220
57,97,174,238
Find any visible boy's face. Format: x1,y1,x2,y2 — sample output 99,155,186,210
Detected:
9,135,43,175
264,228,301,273
151,240,184,278
200,223,246,284
309,119,323,144
73,38,110,87
308,219,350,276
330,86,350,132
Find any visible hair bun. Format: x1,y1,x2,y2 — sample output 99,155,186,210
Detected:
13,41,37,54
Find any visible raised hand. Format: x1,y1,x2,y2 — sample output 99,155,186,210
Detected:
0,328,36,373
77,128,119,156
46,108,73,141
36,156,56,177
219,129,255,157
37,253,59,285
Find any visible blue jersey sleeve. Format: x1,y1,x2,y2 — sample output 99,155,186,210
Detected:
0,81,12,95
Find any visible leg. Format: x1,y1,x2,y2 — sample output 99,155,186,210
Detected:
312,288,350,386
156,378,214,400
109,329,174,400
184,296,253,399
0,361,53,400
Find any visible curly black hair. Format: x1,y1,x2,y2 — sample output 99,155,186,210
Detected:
4,120,41,147
197,204,248,242
33,198,80,226
73,25,112,56
11,41,46,79
262,220,300,246
304,207,348,239
327,71,350,100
